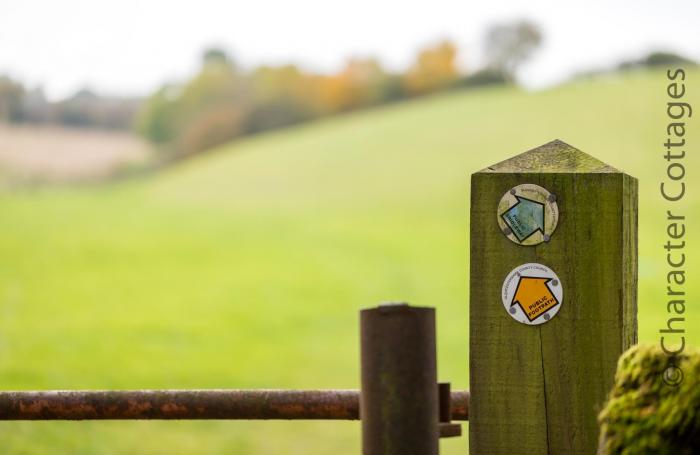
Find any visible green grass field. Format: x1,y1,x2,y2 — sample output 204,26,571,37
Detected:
1,69,698,454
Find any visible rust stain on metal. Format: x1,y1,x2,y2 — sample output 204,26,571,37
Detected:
450,390,469,421
161,403,188,414
127,400,153,416
19,399,50,414
271,403,305,415
0,389,467,421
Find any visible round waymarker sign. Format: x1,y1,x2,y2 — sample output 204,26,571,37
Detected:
497,183,559,246
501,263,563,325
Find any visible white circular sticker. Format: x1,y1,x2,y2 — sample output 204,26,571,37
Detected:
501,263,563,325
497,183,559,246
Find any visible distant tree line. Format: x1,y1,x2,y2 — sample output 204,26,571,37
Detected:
137,40,493,157
0,20,547,158
616,51,697,71
0,79,140,130
3,18,697,162
137,20,546,158
13,21,696,162
3,18,696,161
574,51,698,82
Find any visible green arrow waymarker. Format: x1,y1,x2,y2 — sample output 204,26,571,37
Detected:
500,196,545,242
496,184,559,246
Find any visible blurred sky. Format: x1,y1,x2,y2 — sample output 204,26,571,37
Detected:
1,0,698,100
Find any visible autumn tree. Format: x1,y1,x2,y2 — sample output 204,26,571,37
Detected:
137,48,252,155
403,40,460,96
317,58,397,112
247,64,317,132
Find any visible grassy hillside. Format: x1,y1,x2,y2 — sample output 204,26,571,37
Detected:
0,69,698,454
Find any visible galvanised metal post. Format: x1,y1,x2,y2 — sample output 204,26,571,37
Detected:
360,303,439,455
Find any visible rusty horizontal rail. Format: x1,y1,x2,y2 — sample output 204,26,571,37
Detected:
0,389,469,421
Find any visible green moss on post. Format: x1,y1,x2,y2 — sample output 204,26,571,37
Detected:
469,140,638,454
598,344,700,454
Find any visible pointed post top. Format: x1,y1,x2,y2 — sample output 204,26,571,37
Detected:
478,139,620,174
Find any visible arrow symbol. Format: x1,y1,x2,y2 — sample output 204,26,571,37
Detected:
511,276,560,322
500,196,545,242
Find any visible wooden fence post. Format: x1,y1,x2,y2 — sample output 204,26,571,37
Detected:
469,140,637,454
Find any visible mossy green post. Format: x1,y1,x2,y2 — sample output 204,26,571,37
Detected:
469,140,638,454
598,344,700,454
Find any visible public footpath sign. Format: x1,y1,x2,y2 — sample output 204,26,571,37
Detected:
501,263,563,325
497,183,559,246
470,140,638,455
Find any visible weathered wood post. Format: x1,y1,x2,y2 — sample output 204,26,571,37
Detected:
469,140,637,454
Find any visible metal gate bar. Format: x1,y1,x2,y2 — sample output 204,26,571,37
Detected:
0,389,469,421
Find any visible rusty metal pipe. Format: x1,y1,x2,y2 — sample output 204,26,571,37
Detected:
360,304,440,455
0,389,469,421
450,390,469,420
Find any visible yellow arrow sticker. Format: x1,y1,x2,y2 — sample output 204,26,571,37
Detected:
502,263,563,325
511,277,560,322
